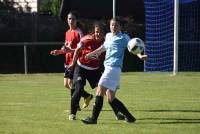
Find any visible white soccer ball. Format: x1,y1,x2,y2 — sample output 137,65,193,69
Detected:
127,38,144,55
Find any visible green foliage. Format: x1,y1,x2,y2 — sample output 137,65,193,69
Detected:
0,73,200,134
39,0,62,16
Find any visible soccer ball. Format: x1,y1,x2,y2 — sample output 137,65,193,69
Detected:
127,38,144,55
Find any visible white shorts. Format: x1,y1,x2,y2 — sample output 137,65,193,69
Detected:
98,66,121,92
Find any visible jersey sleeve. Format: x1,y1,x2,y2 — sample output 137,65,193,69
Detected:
77,28,83,38
77,42,83,49
80,34,94,46
124,33,131,47
102,33,110,49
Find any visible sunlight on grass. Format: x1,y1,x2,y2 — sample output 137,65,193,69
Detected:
0,73,200,134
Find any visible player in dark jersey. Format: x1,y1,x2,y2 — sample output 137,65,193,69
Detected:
50,11,92,111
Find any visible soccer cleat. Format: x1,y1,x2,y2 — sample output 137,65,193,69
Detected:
125,115,136,123
82,94,93,109
69,114,76,120
116,112,125,120
81,117,97,124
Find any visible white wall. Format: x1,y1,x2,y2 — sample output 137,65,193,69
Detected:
3,0,38,12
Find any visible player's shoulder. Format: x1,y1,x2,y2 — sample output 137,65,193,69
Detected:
123,32,130,41
73,28,82,36
105,32,112,38
76,28,83,34
81,34,94,42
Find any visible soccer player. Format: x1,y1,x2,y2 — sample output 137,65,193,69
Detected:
50,11,92,110
81,17,147,124
67,22,105,120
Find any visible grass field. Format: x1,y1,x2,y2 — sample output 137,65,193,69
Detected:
0,72,200,134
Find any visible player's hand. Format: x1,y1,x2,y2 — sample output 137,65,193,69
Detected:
139,54,148,61
50,50,60,56
85,53,99,60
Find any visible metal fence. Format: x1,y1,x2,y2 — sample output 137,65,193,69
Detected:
0,42,63,74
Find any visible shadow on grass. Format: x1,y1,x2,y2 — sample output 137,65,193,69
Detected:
80,109,200,124
139,118,200,121
134,109,200,124
81,109,112,112
136,109,200,113
137,118,200,124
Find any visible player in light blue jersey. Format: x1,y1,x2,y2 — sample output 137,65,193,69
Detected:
81,17,147,124
103,30,130,67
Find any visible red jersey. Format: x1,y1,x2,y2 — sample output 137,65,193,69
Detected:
64,28,82,66
77,34,105,70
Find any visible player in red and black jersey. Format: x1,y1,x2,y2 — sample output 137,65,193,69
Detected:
67,22,105,120
50,11,92,110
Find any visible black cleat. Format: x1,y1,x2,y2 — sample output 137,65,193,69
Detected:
81,117,97,124
125,115,136,123
116,112,125,120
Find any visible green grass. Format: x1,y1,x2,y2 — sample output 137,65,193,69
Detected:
0,72,200,134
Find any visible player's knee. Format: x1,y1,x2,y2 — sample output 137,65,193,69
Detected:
107,97,115,103
67,81,72,89
96,86,106,96
64,78,70,89
106,90,115,103
64,83,70,89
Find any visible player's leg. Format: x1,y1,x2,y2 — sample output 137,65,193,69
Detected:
75,66,93,108
70,78,90,118
64,77,70,89
70,79,85,120
107,90,136,123
106,90,125,120
65,67,81,112
64,68,73,93
81,85,106,124
81,69,103,109
70,65,91,119
103,66,136,122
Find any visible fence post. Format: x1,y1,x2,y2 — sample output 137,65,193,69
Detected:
24,44,28,74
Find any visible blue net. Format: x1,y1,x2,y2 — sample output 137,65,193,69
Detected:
144,0,200,72
144,0,174,71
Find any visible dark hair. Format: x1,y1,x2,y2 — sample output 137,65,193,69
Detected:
88,21,106,34
110,16,124,26
94,21,106,33
110,16,127,32
67,11,84,31
68,11,80,20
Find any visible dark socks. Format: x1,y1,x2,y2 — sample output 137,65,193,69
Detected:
70,88,81,115
110,98,135,119
109,100,118,116
70,89,75,98
91,96,103,121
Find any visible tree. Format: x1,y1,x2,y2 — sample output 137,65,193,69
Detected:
39,0,62,16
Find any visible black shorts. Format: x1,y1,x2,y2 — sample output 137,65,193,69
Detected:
73,64,102,89
64,67,74,79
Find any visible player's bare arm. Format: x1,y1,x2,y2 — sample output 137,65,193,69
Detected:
85,45,105,60
68,47,81,70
